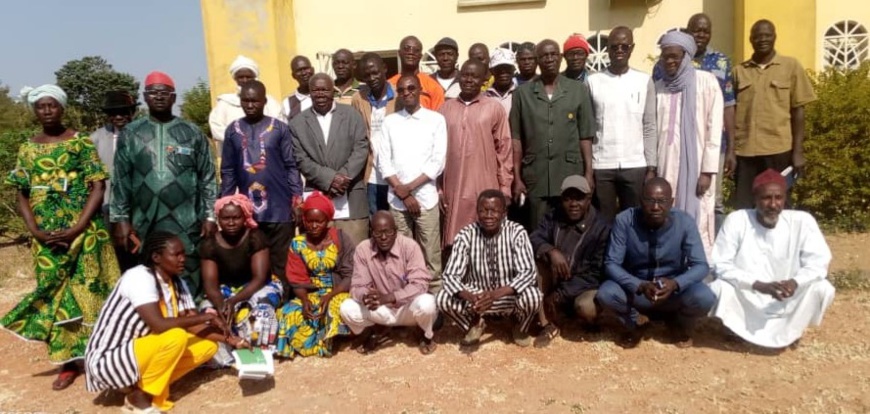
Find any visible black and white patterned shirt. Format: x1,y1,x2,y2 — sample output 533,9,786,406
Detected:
441,220,537,296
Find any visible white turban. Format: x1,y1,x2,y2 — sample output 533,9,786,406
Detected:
20,84,68,111
229,55,260,78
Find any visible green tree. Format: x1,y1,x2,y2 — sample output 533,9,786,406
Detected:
55,56,139,132
0,83,33,131
180,79,212,138
797,62,870,231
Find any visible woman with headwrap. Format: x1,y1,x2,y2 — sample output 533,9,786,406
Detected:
199,194,283,351
654,31,724,261
208,55,283,145
3,84,120,390
275,191,354,358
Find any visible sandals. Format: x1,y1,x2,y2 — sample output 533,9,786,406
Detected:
52,368,79,391
533,323,560,348
418,337,437,355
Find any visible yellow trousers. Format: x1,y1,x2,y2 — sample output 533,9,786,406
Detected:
133,328,218,411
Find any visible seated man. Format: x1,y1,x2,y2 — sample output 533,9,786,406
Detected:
597,178,715,349
529,175,611,347
340,212,438,355
710,169,835,349
436,190,543,348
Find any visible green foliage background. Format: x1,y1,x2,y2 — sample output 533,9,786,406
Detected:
180,79,212,138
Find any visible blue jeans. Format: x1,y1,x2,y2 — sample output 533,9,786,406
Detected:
596,279,715,330
367,183,390,216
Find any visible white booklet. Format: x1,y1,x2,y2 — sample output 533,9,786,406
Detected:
232,348,275,380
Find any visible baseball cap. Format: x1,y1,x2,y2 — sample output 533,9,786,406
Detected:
434,37,459,51
560,175,591,194
489,48,516,69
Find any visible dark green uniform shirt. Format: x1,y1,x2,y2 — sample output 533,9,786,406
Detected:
510,75,596,198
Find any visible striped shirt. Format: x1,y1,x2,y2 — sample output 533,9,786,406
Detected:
85,265,196,392
441,220,538,297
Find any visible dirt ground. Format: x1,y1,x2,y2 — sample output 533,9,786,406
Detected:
0,233,868,414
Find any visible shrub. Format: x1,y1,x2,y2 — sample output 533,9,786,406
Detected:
0,128,35,238
797,63,870,232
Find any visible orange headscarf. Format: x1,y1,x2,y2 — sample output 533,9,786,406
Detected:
215,194,258,228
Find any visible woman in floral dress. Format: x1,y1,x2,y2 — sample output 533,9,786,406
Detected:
276,191,353,358
2,85,120,390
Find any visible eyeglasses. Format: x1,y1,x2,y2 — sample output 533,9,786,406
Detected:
372,229,397,238
609,44,635,51
144,90,175,98
641,197,673,206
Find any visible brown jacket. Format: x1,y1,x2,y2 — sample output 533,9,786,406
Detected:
351,85,397,182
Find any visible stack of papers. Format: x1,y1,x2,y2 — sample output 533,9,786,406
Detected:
232,348,275,380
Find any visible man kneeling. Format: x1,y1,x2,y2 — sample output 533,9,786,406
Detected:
436,190,543,348
710,169,835,348
598,178,715,349
340,212,438,354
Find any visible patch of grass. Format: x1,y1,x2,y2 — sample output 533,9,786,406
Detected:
829,268,870,291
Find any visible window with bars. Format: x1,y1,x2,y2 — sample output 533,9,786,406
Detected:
824,20,869,70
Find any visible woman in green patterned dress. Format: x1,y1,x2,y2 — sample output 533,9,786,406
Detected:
2,85,120,390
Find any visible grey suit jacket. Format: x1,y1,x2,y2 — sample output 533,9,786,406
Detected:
89,126,116,212
289,105,369,219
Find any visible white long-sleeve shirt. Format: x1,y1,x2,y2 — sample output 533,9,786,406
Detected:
377,107,447,211
587,68,657,169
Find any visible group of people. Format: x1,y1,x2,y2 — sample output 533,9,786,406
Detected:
1,13,836,414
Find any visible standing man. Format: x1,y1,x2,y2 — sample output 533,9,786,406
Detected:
332,49,359,105
597,178,714,349
484,48,518,114
732,19,816,208
436,190,543,348
468,43,494,90
431,37,461,99
388,36,445,111
111,71,218,296
283,55,315,121
711,169,835,349
587,26,658,222
290,73,370,245
209,55,283,144
351,53,397,215
514,42,538,86
655,31,723,260
91,90,138,271
340,212,438,355
530,175,611,346
510,39,596,230
562,34,591,84
377,74,447,293
687,14,737,227
440,59,513,250
221,80,303,284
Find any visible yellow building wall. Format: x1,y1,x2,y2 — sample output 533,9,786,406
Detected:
201,0,741,101
201,0,297,106
734,0,816,69
291,0,727,74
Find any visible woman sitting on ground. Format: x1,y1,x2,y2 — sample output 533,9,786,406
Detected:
2,84,120,390
85,231,249,413
276,191,353,358
200,194,283,341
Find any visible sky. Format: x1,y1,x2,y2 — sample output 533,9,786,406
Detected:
0,1,206,103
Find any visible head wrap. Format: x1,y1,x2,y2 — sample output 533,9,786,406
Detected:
20,84,67,110
752,168,787,192
215,194,258,229
302,191,335,221
229,55,260,78
656,31,700,219
563,34,591,54
144,71,175,89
